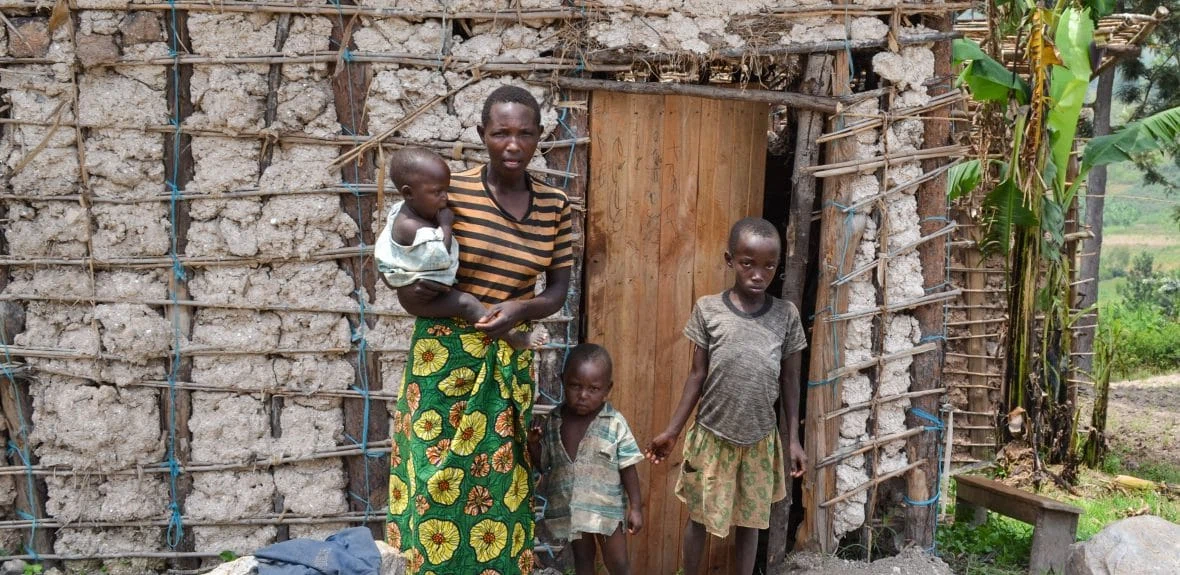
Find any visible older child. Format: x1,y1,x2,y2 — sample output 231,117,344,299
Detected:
531,343,643,575
646,217,809,575
374,147,544,349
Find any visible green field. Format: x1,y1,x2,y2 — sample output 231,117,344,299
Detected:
1093,160,1180,307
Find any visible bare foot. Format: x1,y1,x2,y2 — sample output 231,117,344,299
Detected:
504,328,549,351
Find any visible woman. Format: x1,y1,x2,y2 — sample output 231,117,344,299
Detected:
388,85,573,575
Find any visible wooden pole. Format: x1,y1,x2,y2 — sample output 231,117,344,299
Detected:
536,76,843,114
904,12,952,548
768,53,832,570
330,6,388,539
797,48,855,554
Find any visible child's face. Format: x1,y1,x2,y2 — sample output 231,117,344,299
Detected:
725,232,780,297
401,163,451,221
563,360,611,416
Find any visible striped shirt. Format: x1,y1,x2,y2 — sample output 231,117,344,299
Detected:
449,165,574,304
539,402,644,540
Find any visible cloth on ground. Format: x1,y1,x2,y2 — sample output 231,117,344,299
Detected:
255,526,382,575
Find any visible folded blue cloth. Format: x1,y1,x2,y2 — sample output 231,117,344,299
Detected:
255,527,382,575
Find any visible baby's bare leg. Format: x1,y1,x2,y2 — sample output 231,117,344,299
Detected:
502,324,550,351
414,288,486,325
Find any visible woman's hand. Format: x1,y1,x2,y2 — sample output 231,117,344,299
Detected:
475,300,528,338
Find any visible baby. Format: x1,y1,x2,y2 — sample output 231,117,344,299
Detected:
375,147,545,350
531,343,643,575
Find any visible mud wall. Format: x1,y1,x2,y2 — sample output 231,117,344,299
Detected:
0,0,957,567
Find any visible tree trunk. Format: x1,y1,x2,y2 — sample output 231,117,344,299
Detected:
905,12,952,549
1075,66,1115,378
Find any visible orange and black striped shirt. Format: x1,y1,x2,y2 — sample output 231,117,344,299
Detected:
449,165,574,304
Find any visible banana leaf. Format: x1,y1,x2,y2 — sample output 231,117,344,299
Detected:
947,159,982,201
980,177,1037,256
953,39,1031,105
1047,8,1093,192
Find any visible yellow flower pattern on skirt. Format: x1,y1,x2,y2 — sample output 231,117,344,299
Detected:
390,317,535,575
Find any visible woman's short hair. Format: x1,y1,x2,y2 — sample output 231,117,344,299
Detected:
481,85,542,128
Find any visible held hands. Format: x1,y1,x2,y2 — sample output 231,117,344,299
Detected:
644,430,678,465
789,439,807,478
475,300,527,338
626,504,644,535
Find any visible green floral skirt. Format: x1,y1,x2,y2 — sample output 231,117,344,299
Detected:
388,317,535,575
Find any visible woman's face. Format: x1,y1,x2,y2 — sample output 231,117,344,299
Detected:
478,102,540,178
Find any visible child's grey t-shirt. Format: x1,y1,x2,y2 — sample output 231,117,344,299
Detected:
683,291,808,445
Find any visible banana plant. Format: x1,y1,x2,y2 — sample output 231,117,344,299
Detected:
952,1,1180,476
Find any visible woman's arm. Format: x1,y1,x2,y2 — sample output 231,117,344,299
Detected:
645,344,708,464
475,266,572,337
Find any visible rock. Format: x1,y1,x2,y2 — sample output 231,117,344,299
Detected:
204,555,258,575
9,18,50,58
375,540,407,575
76,34,121,68
1066,515,1180,575
120,12,163,45
1,559,28,575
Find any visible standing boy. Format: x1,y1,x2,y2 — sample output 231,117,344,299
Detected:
646,217,808,575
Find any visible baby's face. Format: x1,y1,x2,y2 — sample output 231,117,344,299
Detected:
404,173,450,221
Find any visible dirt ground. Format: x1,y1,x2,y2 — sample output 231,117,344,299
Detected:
1084,371,1180,470
776,548,952,575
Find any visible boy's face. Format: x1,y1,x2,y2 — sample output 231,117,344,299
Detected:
563,360,611,416
725,232,780,297
401,161,451,221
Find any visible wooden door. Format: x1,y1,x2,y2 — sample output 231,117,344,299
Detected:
584,92,768,574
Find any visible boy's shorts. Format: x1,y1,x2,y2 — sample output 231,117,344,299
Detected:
674,423,787,537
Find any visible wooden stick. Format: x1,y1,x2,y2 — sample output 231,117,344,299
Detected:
823,387,947,420
820,461,924,508
816,429,925,469
585,31,961,64
535,75,843,114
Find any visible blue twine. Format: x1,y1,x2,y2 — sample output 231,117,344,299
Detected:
163,0,186,548
2,335,39,559
330,0,377,521
918,333,946,344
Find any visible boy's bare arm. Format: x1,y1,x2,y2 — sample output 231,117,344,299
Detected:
620,464,643,534
646,344,708,464
780,352,807,477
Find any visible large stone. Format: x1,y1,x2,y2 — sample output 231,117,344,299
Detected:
1066,515,1180,575
76,33,120,68
9,18,50,58
119,12,163,45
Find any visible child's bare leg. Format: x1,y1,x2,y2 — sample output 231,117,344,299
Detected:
735,526,759,575
570,534,598,575
599,526,630,575
682,520,707,575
